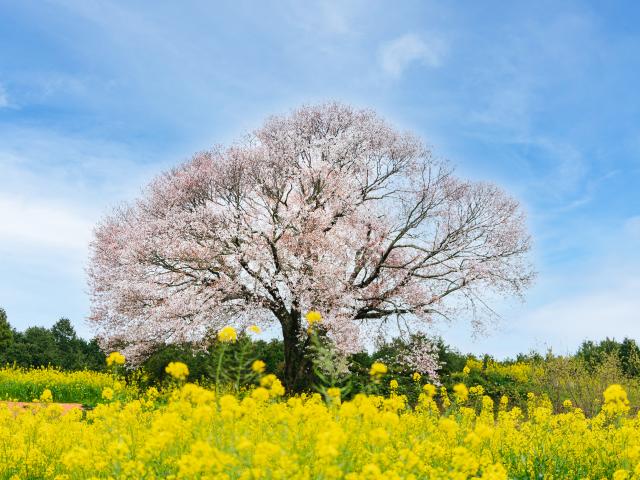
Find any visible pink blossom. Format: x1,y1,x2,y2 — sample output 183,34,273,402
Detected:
88,102,533,387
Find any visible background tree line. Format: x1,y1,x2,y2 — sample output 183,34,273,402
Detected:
4,306,640,414
0,308,104,370
0,306,470,384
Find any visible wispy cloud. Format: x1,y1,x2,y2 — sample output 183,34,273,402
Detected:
443,259,640,358
519,276,640,351
379,33,445,78
0,125,164,332
438,268,640,356
0,125,166,252
438,214,640,358
0,195,92,251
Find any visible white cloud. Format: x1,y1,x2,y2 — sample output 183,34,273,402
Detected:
379,33,445,78
0,195,93,251
522,216,640,348
437,215,640,358
0,125,167,333
0,84,8,108
0,126,167,255
439,273,640,358
517,277,640,351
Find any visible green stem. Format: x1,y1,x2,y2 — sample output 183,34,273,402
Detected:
234,341,248,393
216,344,227,398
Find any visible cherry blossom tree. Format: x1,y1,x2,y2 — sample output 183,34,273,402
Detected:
88,103,533,390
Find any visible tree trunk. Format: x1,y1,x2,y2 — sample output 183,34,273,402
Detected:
280,310,312,392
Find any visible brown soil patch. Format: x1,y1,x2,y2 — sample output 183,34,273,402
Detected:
1,401,84,414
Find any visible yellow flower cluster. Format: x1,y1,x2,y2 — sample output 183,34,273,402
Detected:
464,358,539,383
106,351,125,367
0,366,130,405
259,374,285,397
327,387,341,400
101,387,114,401
251,360,266,374
369,362,388,377
217,326,238,343
0,372,639,479
423,383,437,397
39,388,53,403
453,383,469,403
165,362,190,381
603,383,630,416
305,310,323,330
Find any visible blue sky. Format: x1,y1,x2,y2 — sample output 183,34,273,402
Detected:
1,0,639,357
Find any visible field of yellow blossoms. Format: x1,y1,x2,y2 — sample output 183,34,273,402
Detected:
2,365,640,480
0,365,135,406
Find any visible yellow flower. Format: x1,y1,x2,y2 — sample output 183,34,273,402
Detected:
102,387,114,401
412,372,422,382
369,427,389,446
260,374,277,388
106,351,125,367
613,470,630,480
252,360,266,374
603,384,630,416
269,378,285,397
248,325,262,334
369,362,388,377
361,464,382,477
462,366,471,375
218,326,238,343
40,388,53,403
453,383,469,403
469,385,485,396
441,387,451,408
259,374,285,396
305,310,322,328
8,363,640,478
327,387,341,399
389,379,399,390
563,399,573,409
423,384,437,397
145,387,159,402
165,361,190,380
251,387,270,402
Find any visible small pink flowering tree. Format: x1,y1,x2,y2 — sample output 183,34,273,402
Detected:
88,103,533,390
